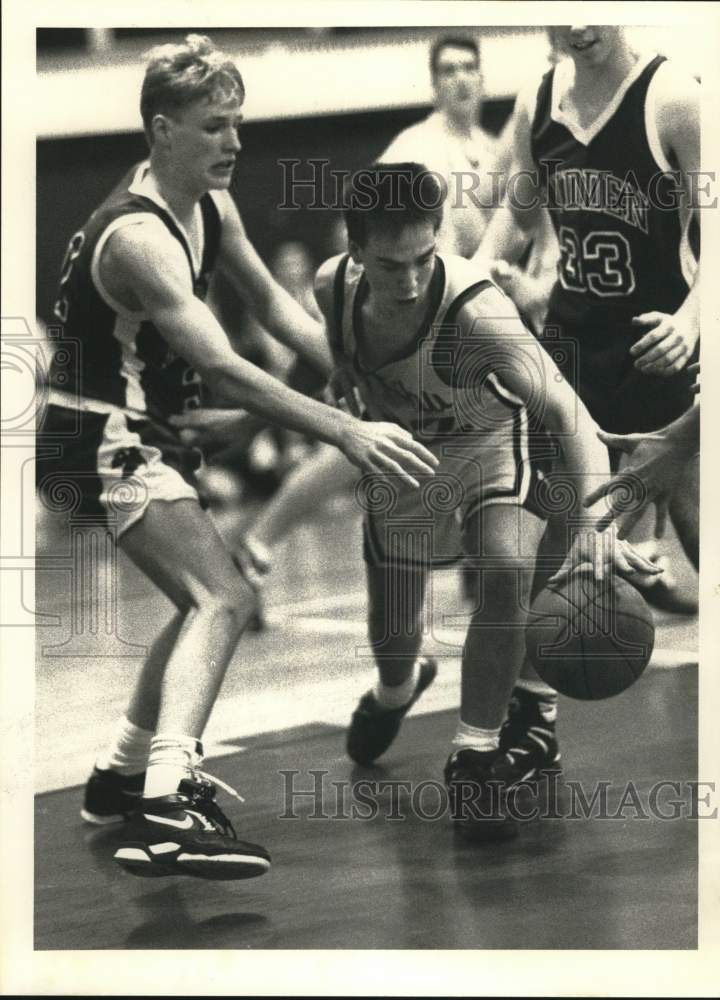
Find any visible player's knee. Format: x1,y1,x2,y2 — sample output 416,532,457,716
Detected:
463,530,531,576
185,573,258,632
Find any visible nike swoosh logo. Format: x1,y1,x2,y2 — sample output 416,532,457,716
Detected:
144,813,194,830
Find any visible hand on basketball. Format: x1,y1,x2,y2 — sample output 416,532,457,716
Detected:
584,428,689,539
549,523,663,586
340,419,439,489
630,311,698,377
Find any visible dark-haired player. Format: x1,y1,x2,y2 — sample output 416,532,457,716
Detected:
477,24,700,606
36,36,438,879
176,164,660,839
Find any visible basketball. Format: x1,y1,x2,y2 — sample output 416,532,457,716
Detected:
525,570,655,700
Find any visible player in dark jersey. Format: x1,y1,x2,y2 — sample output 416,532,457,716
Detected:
36,35,439,880
476,24,700,605
175,164,660,840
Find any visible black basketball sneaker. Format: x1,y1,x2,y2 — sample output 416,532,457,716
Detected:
499,687,561,779
346,657,438,766
113,774,271,880
444,748,520,841
81,767,145,825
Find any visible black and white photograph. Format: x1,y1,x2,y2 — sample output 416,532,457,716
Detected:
1,0,719,994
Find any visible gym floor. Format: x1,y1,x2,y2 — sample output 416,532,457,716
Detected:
34,494,699,950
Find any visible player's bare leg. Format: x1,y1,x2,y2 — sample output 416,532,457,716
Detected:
123,613,185,732
346,559,436,765
446,503,552,840
108,497,270,878
459,503,546,731
118,498,257,750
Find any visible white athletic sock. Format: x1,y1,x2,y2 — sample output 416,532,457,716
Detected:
143,733,202,799
452,720,501,753
515,678,558,722
374,660,421,709
95,716,153,776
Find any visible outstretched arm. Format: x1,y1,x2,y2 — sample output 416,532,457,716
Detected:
213,190,333,378
101,224,437,488
454,288,660,582
583,404,700,537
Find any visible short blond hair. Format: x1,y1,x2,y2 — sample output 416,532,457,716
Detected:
140,33,244,141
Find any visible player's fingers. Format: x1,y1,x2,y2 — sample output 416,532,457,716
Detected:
372,454,420,490
633,337,683,367
691,381,701,396
635,342,686,373
593,506,619,533
614,505,644,540
629,326,670,356
654,498,669,539
380,439,437,478
631,311,666,328
547,556,572,586
687,361,700,378
583,478,614,506
621,541,663,574
389,434,440,469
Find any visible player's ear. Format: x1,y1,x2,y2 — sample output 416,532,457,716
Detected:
150,114,172,147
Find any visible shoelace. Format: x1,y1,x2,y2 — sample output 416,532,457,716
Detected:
183,768,246,840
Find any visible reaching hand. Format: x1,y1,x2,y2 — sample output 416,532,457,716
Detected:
339,419,439,489
630,311,698,377
548,522,663,586
584,427,692,538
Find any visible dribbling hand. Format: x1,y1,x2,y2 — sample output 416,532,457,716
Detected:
548,523,663,586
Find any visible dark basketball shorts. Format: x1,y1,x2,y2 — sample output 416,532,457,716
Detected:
36,398,203,537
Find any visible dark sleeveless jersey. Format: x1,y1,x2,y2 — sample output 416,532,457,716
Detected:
531,54,698,331
529,54,699,431
49,162,222,422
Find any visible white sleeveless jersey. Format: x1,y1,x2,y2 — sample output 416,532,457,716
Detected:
325,252,551,567
328,252,525,442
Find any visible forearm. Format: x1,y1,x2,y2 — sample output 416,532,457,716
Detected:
152,296,348,447
261,289,333,378
205,355,351,448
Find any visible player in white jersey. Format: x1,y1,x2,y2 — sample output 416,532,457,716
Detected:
37,36,438,880
226,35,562,596
177,164,659,840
